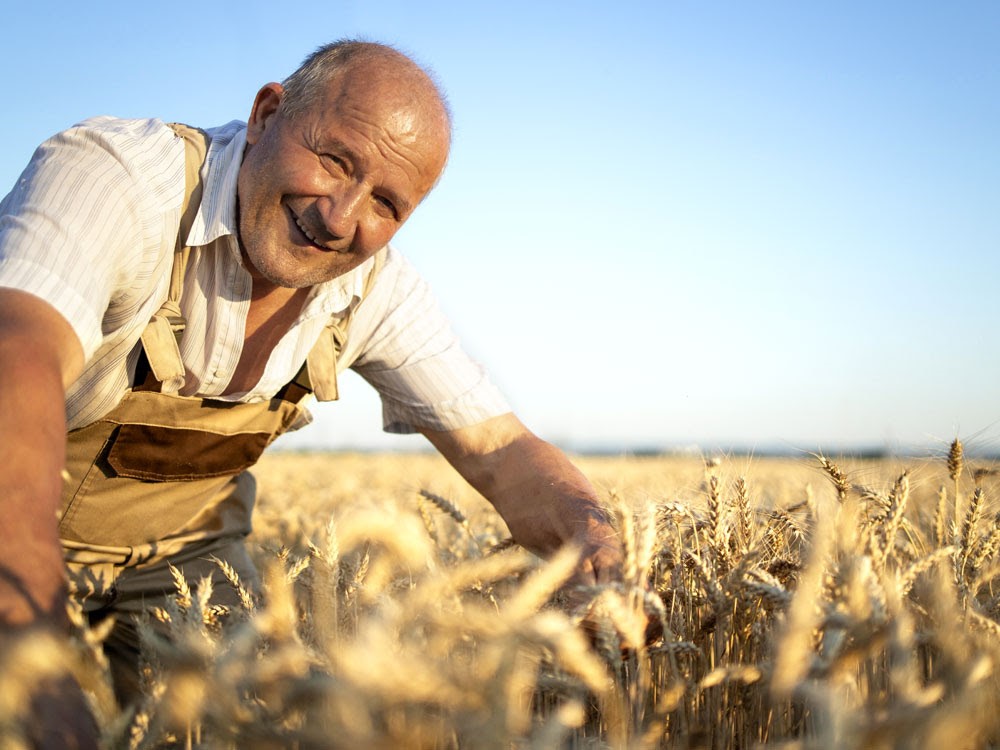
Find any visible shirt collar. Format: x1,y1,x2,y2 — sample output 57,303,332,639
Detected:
185,120,244,250
184,120,374,319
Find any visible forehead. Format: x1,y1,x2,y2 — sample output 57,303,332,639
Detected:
303,71,449,192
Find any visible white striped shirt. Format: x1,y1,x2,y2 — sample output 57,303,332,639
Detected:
0,117,509,434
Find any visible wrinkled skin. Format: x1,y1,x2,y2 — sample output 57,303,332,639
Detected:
237,62,450,291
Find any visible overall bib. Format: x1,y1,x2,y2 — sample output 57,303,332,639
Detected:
57,123,381,701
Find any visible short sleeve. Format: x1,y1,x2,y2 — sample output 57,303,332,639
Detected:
0,118,184,360
338,247,511,434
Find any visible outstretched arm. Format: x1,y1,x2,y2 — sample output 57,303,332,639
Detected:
420,413,622,588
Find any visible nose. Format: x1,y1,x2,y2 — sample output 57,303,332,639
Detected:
317,184,365,241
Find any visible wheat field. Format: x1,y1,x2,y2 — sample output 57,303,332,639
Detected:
3,443,1000,749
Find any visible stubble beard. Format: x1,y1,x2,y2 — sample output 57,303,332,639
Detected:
236,202,344,290
236,181,365,290
239,231,364,290
241,241,333,290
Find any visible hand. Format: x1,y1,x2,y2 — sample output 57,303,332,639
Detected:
24,675,100,750
566,514,625,591
564,515,665,651
559,516,624,632
1,626,101,750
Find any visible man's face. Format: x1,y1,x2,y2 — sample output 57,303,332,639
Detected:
237,72,448,289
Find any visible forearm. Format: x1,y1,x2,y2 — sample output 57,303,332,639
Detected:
422,415,621,577
0,291,82,630
0,343,72,629
468,436,611,557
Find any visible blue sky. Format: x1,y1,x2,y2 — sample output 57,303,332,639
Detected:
3,2,998,454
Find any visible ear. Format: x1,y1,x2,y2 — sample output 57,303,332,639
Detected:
246,83,285,145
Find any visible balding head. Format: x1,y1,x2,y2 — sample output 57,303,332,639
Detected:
280,40,451,145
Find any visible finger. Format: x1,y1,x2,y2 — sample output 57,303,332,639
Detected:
587,541,624,585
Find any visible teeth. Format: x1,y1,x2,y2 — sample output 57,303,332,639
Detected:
294,215,321,245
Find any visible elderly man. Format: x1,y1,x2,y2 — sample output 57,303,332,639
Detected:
0,40,621,744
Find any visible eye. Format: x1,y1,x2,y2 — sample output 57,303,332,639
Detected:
320,153,348,173
374,195,399,220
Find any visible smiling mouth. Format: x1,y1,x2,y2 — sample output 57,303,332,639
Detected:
291,209,348,254
292,211,324,246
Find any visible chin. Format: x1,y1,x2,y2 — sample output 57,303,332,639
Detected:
268,259,358,289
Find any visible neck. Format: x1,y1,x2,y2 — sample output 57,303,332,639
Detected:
221,279,309,397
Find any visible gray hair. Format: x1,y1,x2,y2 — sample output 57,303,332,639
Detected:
280,39,452,130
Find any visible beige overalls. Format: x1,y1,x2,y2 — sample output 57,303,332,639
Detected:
58,124,382,701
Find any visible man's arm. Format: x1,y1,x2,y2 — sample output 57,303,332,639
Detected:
420,413,622,588
0,288,83,629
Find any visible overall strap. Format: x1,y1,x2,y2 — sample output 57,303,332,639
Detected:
136,123,211,391
167,123,211,306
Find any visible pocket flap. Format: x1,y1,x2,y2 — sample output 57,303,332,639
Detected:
106,423,271,481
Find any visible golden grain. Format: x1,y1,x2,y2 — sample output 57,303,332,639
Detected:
4,450,1000,748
